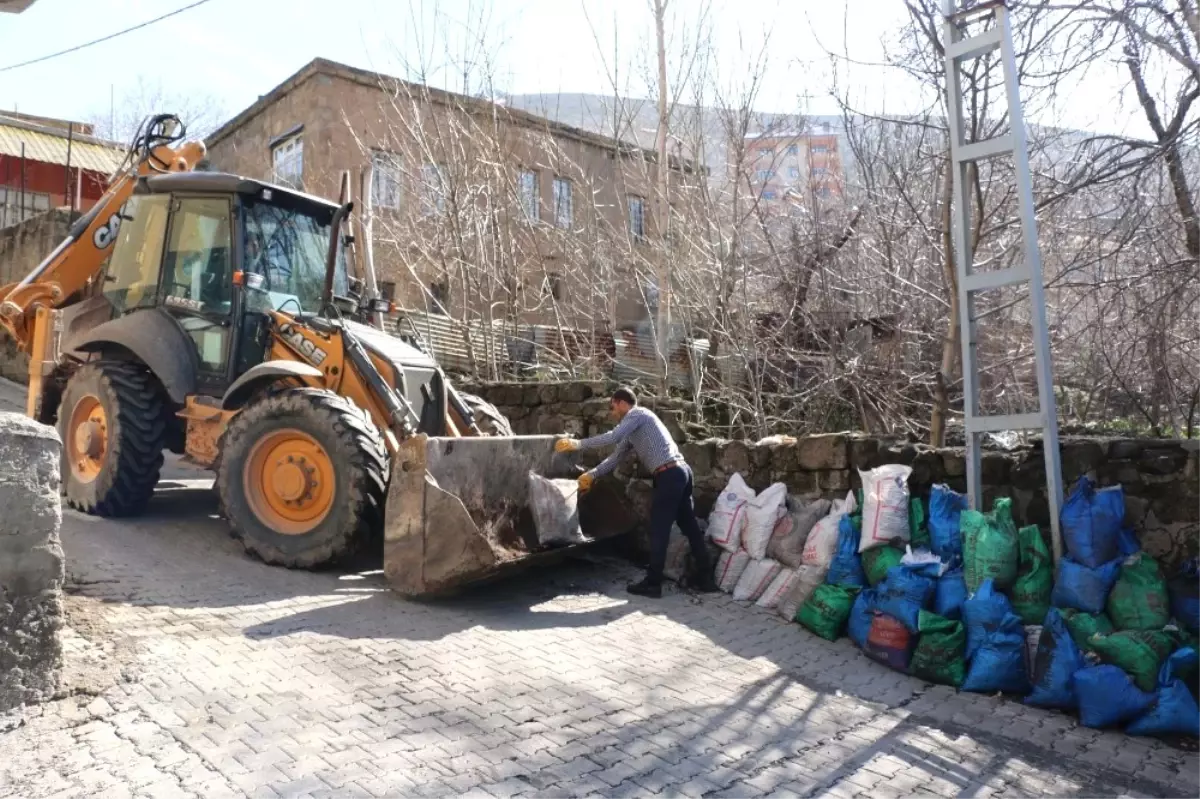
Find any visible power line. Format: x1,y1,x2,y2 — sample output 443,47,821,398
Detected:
0,0,217,74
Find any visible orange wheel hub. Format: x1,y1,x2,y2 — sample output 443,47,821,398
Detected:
66,395,108,483
243,429,335,535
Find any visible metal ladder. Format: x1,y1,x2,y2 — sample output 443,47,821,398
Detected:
941,0,1065,561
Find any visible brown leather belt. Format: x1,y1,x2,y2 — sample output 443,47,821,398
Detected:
653,461,683,475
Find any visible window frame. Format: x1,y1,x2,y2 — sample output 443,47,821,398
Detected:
420,163,447,216
517,169,540,222
627,195,646,242
370,151,402,210
552,176,573,229
271,134,304,189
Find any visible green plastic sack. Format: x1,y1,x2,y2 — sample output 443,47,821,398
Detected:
1107,553,1170,631
909,610,966,687
1011,524,1052,625
862,544,905,587
909,498,930,549
961,497,1019,593
796,583,861,641
1090,629,1178,692
1060,609,1114,654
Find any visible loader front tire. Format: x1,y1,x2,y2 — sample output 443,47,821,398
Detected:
59,360,168,516
217,388,387,568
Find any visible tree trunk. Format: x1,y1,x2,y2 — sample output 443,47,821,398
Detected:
930,158,959,447
653,0,671,395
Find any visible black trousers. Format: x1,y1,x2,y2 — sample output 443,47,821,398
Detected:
646,463,710,584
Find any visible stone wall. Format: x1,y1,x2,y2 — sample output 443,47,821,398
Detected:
465,380,707,441
0,210,77,386
468,381,1199,570
0,413,64,713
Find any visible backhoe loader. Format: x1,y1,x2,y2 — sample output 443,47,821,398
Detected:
0,114,632,595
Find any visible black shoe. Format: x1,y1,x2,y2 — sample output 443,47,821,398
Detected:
691,573,720,593
627,579,662,598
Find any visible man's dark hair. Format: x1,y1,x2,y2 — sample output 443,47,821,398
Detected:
611,387,638,407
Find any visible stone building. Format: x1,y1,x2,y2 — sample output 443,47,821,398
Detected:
204,58,701,334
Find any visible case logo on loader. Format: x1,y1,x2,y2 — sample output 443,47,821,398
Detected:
93,212,123,250
278,322,328,366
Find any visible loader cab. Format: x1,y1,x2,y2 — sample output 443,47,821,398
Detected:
100,172,349,394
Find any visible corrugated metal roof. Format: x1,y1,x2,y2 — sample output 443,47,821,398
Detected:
0,121,124,174
386,308,709,388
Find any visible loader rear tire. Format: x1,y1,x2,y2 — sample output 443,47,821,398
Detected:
58,360,168,517
217,388,387,568
459,392,514,437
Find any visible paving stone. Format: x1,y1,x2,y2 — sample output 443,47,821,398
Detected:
0,500,1195,799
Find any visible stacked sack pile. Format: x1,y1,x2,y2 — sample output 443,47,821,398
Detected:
706,472,844,616
707,466,1200,738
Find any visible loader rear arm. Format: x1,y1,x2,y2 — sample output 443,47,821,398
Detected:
0,133,206,350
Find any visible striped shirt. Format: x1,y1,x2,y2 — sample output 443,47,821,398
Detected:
580,406,683,477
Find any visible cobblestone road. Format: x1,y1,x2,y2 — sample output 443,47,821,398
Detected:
1,475,1197,799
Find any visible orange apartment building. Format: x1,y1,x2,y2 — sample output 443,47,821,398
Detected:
739,120,846,212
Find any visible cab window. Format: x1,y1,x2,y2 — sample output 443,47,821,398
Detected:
162,197,233,316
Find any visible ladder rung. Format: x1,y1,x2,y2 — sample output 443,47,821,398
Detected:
946,26,1002,61
946,0,1006,23
963,265,1030,292
967,412,1043,434
954,134,1013,163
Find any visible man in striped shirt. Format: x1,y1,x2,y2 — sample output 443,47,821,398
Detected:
555,387,717,598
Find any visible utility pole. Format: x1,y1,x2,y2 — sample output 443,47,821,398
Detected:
653,0,671,393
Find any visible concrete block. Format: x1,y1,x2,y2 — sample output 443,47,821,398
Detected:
0,411,64,714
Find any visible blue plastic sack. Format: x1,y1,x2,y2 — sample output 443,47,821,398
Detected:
1060,476,1123,568
1051,556,1122,614
935,568,968,620
1127,648,1200,737
826,514,866,588
963,579,1012,661
928,484,966,560
1117,527,1140,557
1025,609,1087,709
876,562,940,633
961,612,1029,694
1074,664,1155,728
848,588,879,649
1168,558,1200,633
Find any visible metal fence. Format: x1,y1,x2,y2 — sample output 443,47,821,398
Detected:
385,308,711,389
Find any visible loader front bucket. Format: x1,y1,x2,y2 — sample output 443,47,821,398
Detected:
383,434,638,597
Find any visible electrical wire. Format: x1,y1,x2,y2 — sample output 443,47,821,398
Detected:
0,0,216,74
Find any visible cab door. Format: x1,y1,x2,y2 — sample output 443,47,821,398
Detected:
158,195,237,395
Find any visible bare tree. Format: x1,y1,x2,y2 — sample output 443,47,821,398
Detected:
85,76,225,144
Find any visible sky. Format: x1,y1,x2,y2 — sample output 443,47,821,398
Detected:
0,0,1151,140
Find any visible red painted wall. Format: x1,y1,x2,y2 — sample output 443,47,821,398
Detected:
0,153,107,211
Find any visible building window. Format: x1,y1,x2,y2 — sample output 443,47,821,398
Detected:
552,177,572,229
817,187,833,199
370,151,402,210
756,169,774,182
0,188,50,225
761,190,777,201
272,134,303,189
627,195,646,242
788,167,801,179
420,163,446,216
542,272,563,301
758,147,774,157
378,280,395,301
429,280,449,314
812,166,829,177
518,169,539,221
811,144,829,154
786,145,799,156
